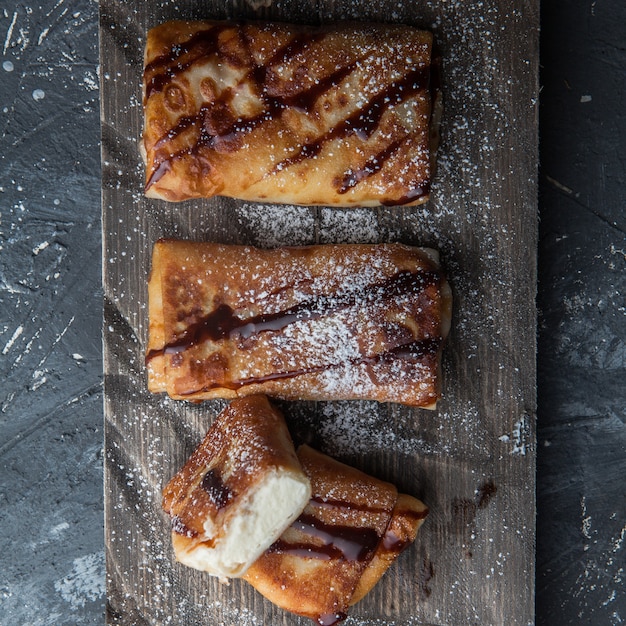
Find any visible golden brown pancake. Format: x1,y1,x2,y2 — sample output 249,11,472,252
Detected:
146,240,452,407
142,20,441,206
244,445,428,624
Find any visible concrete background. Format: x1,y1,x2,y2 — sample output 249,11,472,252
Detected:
0,0,624,624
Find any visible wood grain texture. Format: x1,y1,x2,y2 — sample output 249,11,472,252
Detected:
100,1,539,624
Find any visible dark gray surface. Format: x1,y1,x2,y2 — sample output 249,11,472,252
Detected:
0,0,623,625
536,1,626,624
0,1,104,624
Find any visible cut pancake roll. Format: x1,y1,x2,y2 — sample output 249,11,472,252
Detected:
146,240,452,407
161,395,311,580
243,445,429,625
161,396,429,624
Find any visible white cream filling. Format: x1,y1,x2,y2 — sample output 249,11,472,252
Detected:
178,470,311,579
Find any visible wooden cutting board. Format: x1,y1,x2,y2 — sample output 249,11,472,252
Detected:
100,1,539,624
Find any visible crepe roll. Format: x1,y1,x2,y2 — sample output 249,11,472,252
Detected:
146,240,452,407
243,445,429,625
142,20,441,206
161,395,311,580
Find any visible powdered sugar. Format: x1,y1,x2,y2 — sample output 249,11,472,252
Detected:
236,203,316,247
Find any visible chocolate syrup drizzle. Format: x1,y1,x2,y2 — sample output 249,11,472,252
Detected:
270,66,429,176
148,269,438,353
268,495,401,626
175,337,440,395
316,613,348,626
145,27,224,99
145,269,442,391
144,23,432,202
201,468,232,509
269,512,381,563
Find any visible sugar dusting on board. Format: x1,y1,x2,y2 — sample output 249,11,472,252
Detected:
292,398,492,459
498,414,531,455
236,203,316,247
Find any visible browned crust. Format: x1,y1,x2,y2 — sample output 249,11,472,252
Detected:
162,395,304,540
142,20,438,206
146,240,452,407
243,445,428,621
349,493,429,605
